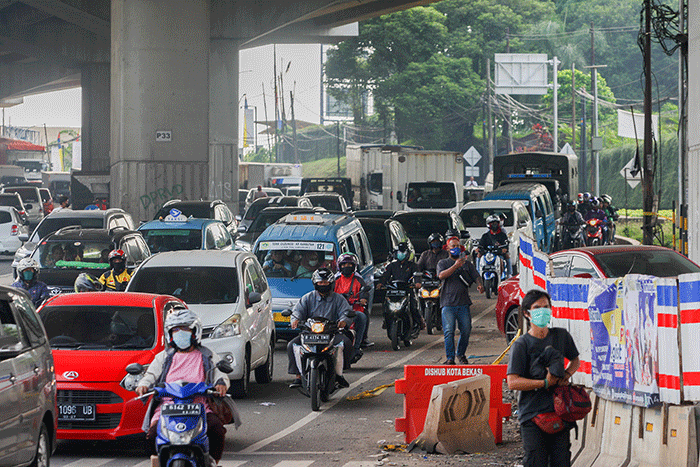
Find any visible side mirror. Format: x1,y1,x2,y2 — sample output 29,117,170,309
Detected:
396,191,403,203
216,360,234,374
247,291,262,305
237,225,247,233
126,363,145,375
460,230,470,240
281,308,293,317
18,233,29,242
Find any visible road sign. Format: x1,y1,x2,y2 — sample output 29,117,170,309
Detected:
465,166,480,177
560,143,576,155
620,157,641,188
463,147,482,166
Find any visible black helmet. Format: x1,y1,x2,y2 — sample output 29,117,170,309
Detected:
444,228,460,241
427,232,444,246
74,273,104,292
312,267,335,285
567,200,577,210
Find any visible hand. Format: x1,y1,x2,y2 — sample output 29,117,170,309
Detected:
338,320,347,329
455,256,466,267
136,385,148,397
359,299,367,306
290,319,299,330
215,384,227,397
546,371,560,388
477,284,485,293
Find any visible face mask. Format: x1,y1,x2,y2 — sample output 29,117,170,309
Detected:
308,260,318,267
430,242,442,250
396,251,407,261
172,330,192,350
449,247,461,258
530,307,552,328
341,266,354,277
112,261,126,274
22,270,35,282
315,283,333,295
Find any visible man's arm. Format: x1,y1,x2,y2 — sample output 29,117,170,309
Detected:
438,257,464,280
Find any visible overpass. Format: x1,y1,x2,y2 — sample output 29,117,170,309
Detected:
0,0,433,220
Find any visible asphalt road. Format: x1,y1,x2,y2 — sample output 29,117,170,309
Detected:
45,287,520,467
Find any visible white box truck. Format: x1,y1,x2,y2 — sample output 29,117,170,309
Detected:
346,145,464,212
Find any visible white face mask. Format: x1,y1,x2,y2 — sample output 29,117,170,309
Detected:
172,330,192,349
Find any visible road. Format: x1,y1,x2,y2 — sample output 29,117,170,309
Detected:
34,285,520,467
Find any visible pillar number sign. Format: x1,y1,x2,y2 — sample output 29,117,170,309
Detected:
156,130,172,142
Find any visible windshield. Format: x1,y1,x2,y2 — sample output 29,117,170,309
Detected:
255,242,337,278
594,250,700,278
248,211,289,233
406,182,456,209
128,266,239,304
39,305,157,350
31,217,105,243
4,187,39,203
460,208,514,227
34,240,112,269
306,196,342,211
141,229,202,253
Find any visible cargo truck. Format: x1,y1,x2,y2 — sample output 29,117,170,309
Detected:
346,145,464,212
238,161,302,190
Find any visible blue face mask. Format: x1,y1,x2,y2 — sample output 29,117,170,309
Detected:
172,330,192,350
430,242,442,250
396,251,407,261
530,307,552,328
449,247,461,257
22,270,35,281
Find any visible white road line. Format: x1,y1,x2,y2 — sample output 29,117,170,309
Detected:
218,461,248,467
271,461,314,467
342,462,380,467
60,458,116,467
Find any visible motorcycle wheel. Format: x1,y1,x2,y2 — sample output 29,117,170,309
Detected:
310,367,321,411
425,305,434,335
169,459,188,467
320,369,330,402
484,277,493,299
389,320,400,351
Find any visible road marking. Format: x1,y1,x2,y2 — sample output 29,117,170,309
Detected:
271,461,314,467
219,461,248,467
60,458,115,467
473,302,496,324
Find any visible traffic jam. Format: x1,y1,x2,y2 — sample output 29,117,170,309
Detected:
3,151,696,467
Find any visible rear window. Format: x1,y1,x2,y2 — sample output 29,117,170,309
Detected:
406,182,456,209
129,266,240,304
307,196,343,211
0,211,12,224
39,305,156,350
460,208,514,227
594,250,700,278
34,240,112,270
155,205,210,220
4,187,39,203
32,217,105,242
141,229,203,253
360,221,388,264
394,215,452,242
0,195,21,208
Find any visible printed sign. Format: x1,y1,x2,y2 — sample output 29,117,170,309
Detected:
258,241,334,252
164,209,187,222
156,130,173,142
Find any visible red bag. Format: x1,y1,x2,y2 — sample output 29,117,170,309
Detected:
532,412,565,434
553,384,592,422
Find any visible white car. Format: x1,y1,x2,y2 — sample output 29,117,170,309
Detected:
126,250,275,398
244,187,284,211
0,206,28,254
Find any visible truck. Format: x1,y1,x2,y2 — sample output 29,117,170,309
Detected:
42,171,71,199
346,145,464,212
300,177,354,207
238,161,302,190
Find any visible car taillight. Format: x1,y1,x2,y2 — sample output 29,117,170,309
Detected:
10,225,18,236
19,211,25,216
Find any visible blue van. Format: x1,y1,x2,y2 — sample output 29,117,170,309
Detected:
483,182,557,253
253,212,375,341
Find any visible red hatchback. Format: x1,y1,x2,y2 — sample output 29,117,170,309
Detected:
496,245,700,343
37,292,187,440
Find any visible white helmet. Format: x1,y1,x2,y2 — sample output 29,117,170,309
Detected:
486,214,501,228
18,257,39,273
164,308,202,345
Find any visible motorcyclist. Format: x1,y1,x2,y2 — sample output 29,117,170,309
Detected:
135,308,236,465
601,194,619,243
98,249,131,291
416,233,449,272
334,253,371,363
584,198,609,244
380,242,425,331
560,200,586,247
288,267,353,389
74,273,104,292
11,258,50,308
477,215,511,278
577,192,591,217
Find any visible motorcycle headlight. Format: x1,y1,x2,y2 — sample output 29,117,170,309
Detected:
311,322,325,333
485,252,495,262
388,299,405,313
161,416,204,445
210,314,242,338
430,289,440,298
420,289,430,298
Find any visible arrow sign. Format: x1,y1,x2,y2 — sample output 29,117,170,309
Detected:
463,147,482,166
620,157,641,188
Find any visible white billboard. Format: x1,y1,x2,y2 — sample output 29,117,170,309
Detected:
494,54,549,95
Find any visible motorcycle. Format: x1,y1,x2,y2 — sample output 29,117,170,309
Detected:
560,222,585,249
280,310,355,411
382,279,420,351
417,270,441,335
122,361,234,467
585,218,604,246
479,242,508,299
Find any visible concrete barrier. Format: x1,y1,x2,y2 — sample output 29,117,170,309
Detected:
590,400,633,467
569,389,594,464
627,404,698,467
573,394,606,467
410,375,496,455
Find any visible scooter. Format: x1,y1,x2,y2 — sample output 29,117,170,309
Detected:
479,242,508,299
560,222,585,249
382,279,420,351
585,218,604,246
418,270,441,335
122,361,234,467
280,310,355,411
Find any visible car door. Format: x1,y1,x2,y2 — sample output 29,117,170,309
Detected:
242,259,265,365
568,254,602,279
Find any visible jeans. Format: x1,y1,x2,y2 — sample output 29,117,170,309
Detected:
520,419,572,467
441,305,472,359
353,311,367,350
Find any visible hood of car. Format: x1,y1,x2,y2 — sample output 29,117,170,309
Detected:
186,302,242,328
53,349,159,383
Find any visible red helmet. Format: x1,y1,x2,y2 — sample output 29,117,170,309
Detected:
108,249,126,262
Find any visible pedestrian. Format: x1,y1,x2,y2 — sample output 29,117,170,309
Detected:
53,195,71,212
466,176,478,187
253,185,267,200
506,289,581,467
436,235,484,365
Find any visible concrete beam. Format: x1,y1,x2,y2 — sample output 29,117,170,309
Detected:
0,59,78,100
311,0,437,26
20,0,110,37
242,22,358,48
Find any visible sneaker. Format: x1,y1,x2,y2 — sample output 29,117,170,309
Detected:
457,355,469,365
360,340,375,349
443,358,456,365
289,376,302,388
336,375,350,388
351,349,363,364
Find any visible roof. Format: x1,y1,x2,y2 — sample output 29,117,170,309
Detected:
554,245,673,256
462,200,524,209
138,218,219,231
41,291,170,307
0,138,45,152
139,250,246,268
43,226,137,242
256,212,358,245
393,210,455,219
45,208,125,219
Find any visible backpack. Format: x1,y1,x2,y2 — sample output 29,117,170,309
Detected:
553,384,592,422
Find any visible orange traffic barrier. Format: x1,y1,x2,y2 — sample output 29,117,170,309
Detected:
395,364,511,444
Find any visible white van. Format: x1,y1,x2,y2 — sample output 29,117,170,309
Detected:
459,199,533,274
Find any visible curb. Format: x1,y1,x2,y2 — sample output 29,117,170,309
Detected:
614,235,641,246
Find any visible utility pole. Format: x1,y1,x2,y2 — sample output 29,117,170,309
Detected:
262,83,272,160
290,90,298,164
320,44,324,126
552,56,559,151
643,0,654,244
336,122,341,177
571,64,576,154
273,44,279,163
581,94,587,192
487,58,494,172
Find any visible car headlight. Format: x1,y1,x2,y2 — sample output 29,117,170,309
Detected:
161,416,204,445
210,314,242,338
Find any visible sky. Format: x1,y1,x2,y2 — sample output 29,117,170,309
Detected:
1,44,323,141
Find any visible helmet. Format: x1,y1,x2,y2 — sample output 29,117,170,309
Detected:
164,308,202,345
108,249,126,263
577,193,583,202
602,194,612,204
337,252,358,267
583,192,591,200
486,214,501,228
444,229,460,241
18,257,39,273
427,232,444,246
74,273,104,292
590,198,600,207
312,267,335,285
567,200,577,209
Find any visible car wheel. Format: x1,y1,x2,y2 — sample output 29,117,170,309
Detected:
30,422,50,467
254,338,274,384
230,351,250,399
505,307,520,344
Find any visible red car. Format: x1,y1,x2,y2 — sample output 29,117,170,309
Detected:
496,245,700,343
37,292,187,440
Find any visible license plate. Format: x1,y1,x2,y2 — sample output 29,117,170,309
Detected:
58,403,95,421
161,403,202,416
387,290,407,297
274,312,291,323
301,333,331,345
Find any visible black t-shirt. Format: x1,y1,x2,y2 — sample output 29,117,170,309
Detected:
506,328,579,423
479,230,508,251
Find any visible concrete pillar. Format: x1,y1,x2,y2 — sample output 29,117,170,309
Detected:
81,63,110,172
110,0,210,222
209,40,240,216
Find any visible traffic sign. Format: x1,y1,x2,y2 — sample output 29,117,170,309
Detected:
620,157,641,188
463,147,482,166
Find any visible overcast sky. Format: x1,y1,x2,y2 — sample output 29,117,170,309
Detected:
1,44,323,138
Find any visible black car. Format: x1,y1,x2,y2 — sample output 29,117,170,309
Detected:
239,196,313,232
30,226,151,295
154,199,237,238
235,206,325,251
353,209,395,220
391,210,469,255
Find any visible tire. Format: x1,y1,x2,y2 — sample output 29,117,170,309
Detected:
403,338,412,348
29,423,50,467
425,305,434,335
254,339,274,384
310,367,321,411
504,307,520,344
320,369,330,402
170,459,188,467
389,320,400,351
230,352,250,399
484,277,493,299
